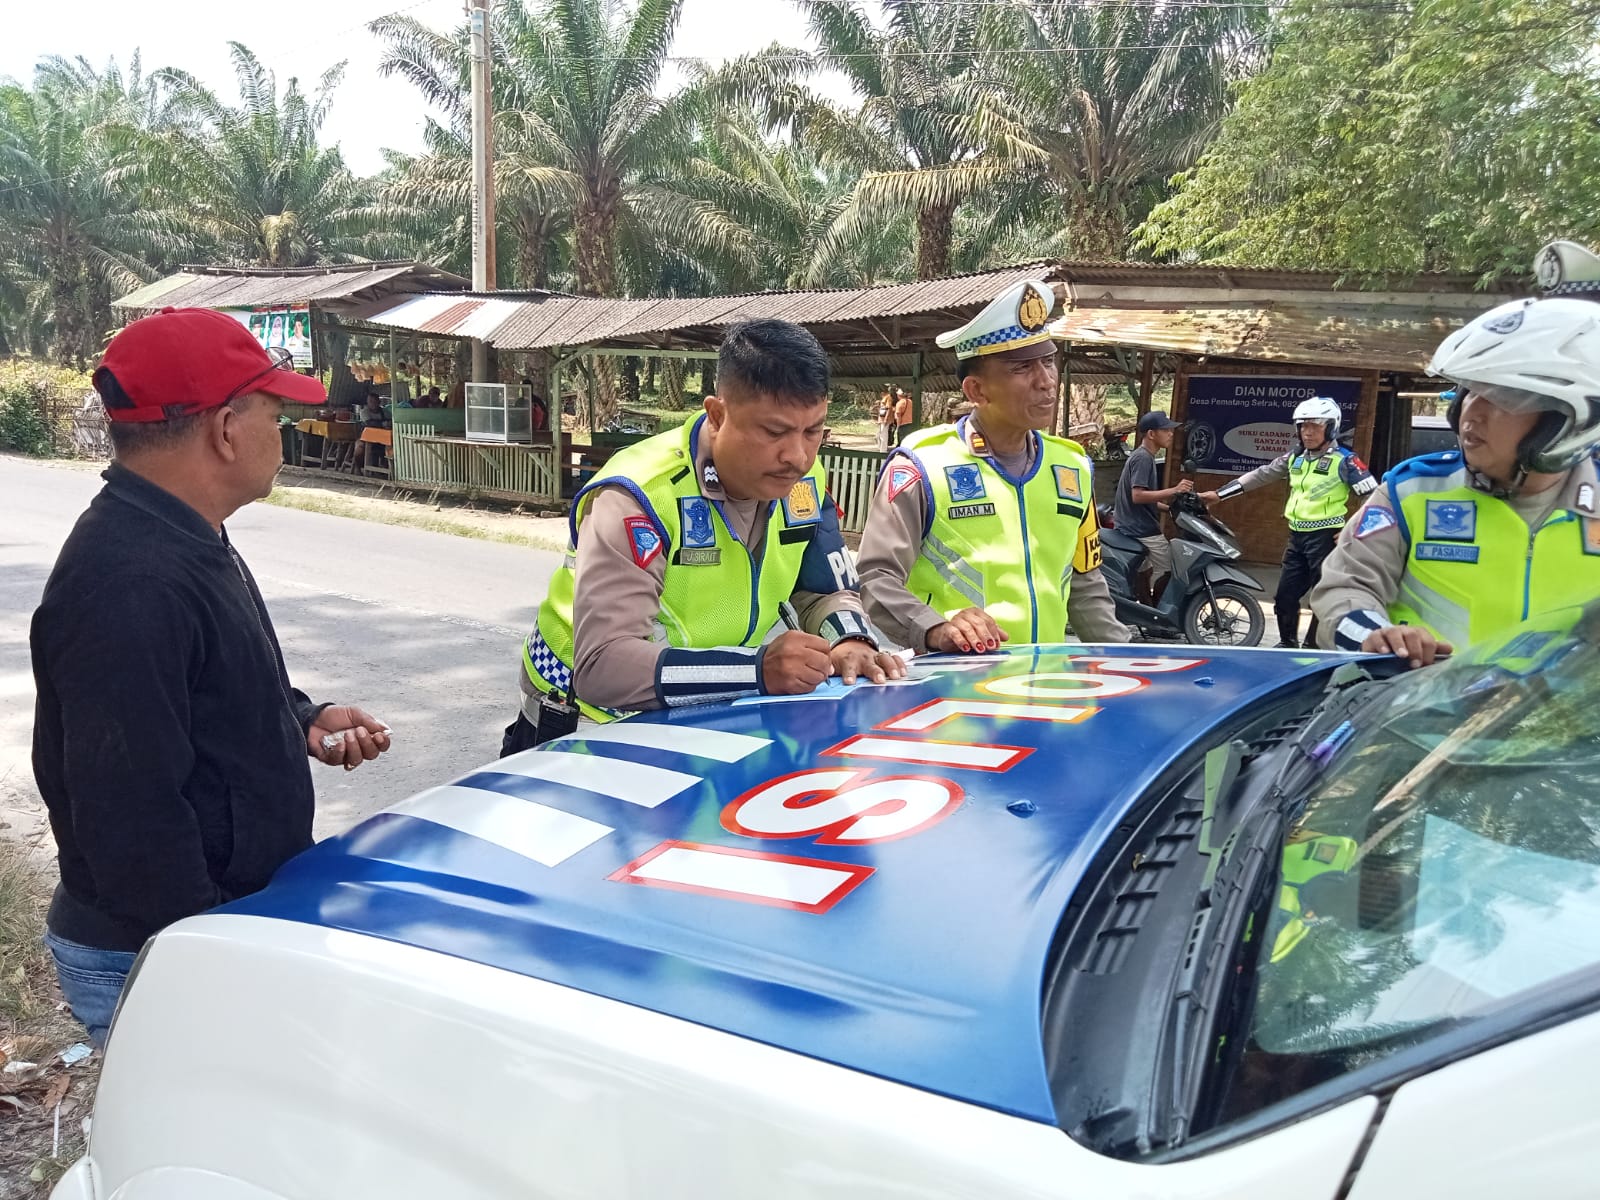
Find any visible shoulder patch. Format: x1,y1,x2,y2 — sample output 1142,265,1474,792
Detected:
1353,506,1397,540
886,461,922,502
623,515,664,568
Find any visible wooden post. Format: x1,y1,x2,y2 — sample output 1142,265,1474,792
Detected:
548,352,562,505
1137,350,1154,417
911,350,924,429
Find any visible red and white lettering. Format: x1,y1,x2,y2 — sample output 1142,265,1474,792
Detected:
723,767,962,844
979,671,1145,700
1072,657,1205,674
880,698,1094,733
823,734,1030,772
610,841,872,913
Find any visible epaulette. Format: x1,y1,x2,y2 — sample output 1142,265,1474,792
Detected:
1383,450,1464,487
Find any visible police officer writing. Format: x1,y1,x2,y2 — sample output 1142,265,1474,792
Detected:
1309,271,1600,668
503,319,905,752
1201,396,1376,648
857,279,1131,653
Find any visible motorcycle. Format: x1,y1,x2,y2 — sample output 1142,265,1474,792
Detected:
1097,490,1267,646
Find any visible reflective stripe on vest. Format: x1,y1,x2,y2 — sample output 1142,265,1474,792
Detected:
1284,450,1354,532
527,415,826,721
1386,455,1600,647
896,421,1092,644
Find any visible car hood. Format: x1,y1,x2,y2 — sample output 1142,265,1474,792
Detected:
226,645,1344,1122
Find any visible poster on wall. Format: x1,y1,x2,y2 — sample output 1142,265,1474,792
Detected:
1182,375,1361,476
223,305,314,369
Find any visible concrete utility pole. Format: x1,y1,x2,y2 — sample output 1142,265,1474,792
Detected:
468,0,497,382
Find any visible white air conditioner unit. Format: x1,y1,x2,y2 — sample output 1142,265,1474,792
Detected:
465,383,533,444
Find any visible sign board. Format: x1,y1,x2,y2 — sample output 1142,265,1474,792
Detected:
223,305,314,369
1183,375,1361,476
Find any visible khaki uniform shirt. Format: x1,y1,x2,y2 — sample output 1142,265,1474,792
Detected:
544,435,866,711
1308,457,1600,648
857,417,1132,650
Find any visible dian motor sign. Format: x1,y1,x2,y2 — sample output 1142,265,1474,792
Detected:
1183,376,1361,476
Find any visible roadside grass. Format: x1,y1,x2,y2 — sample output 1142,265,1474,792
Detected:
0,841,93,1198
263,484,567,554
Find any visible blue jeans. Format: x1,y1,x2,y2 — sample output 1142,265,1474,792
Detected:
44,931,138,1048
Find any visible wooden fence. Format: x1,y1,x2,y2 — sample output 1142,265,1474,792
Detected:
391,423,560,502
819,445,888,533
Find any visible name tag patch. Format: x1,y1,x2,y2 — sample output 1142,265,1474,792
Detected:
679,497,718,548
948,502,997,519
1416,542,1480,563
675,548,722,566
1424,499,1476,541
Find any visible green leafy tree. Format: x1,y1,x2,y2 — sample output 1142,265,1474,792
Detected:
1138,0,1600,275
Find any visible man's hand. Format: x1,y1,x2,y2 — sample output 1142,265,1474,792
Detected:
926,607,1008,654
763,630,833,694
1198,490,1220,504
830,640,909,685
1171,479,1196,498
308,705,392,771
1361,625,1453,670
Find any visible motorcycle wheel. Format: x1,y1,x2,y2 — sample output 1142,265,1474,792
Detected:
1181,583,1265,647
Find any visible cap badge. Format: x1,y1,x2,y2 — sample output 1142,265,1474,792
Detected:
1018,285,1050,332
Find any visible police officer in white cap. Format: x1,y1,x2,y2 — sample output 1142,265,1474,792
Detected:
857,279,1131,652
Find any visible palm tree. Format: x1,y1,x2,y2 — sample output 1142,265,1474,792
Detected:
0,58,177,365
971,0,1262,258
371,2,565,289
375,0,759,300
786,0,985,280
145,43,375,268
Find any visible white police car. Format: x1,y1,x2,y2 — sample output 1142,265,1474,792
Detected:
55,605,1600,1198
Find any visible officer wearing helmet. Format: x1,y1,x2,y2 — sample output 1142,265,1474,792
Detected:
1308,240,1600,668
1201,395,1376,647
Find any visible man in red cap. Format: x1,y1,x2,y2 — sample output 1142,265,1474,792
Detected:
29,307,392,1046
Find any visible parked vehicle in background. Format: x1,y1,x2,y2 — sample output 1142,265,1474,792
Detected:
1099,490,1267,645
54,602,1600,1199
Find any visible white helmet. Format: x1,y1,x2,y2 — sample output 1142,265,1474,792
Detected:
1428,296,1600,474
1292,396,1342,443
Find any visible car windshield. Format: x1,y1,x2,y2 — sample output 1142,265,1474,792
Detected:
1214,606,1600,1123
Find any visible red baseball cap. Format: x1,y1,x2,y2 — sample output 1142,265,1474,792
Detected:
95,306,327,423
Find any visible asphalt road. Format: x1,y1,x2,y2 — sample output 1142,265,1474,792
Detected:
0,455,561,852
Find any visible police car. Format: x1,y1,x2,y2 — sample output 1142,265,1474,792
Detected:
55,605,1600,1199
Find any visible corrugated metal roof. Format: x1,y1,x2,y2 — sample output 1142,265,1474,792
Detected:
113,262,469,312
1050,304,1468,371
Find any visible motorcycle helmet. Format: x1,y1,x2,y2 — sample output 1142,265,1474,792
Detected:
1428,296,1600,479
1292,396,1342,445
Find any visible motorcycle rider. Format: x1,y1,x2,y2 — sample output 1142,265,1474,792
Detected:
857,279,1130,652
1112,410,1192,603
1201,397,1376,647
1309,268,1600,668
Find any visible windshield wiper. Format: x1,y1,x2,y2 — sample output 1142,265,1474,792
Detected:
1155,669,1394,1148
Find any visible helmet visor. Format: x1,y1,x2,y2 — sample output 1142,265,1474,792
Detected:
1455,381,1563,415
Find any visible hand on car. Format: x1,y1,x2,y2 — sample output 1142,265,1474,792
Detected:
763,630,834,694
309,706,392,771
926,607,1008,654
1362,625,1453,670
830,640,909,686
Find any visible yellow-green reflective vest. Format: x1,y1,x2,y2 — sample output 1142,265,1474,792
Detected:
1284,448,1359,532
525,415,827,721
895,419,1095,644
1385,452,1600,648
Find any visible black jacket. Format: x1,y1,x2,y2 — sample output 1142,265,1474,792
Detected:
31,465,324,951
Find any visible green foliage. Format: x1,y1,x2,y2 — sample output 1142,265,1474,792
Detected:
1138,0,1600,275
0,358,93,456
0,384,51,456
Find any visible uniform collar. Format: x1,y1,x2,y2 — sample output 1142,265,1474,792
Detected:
960,413,1036,464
